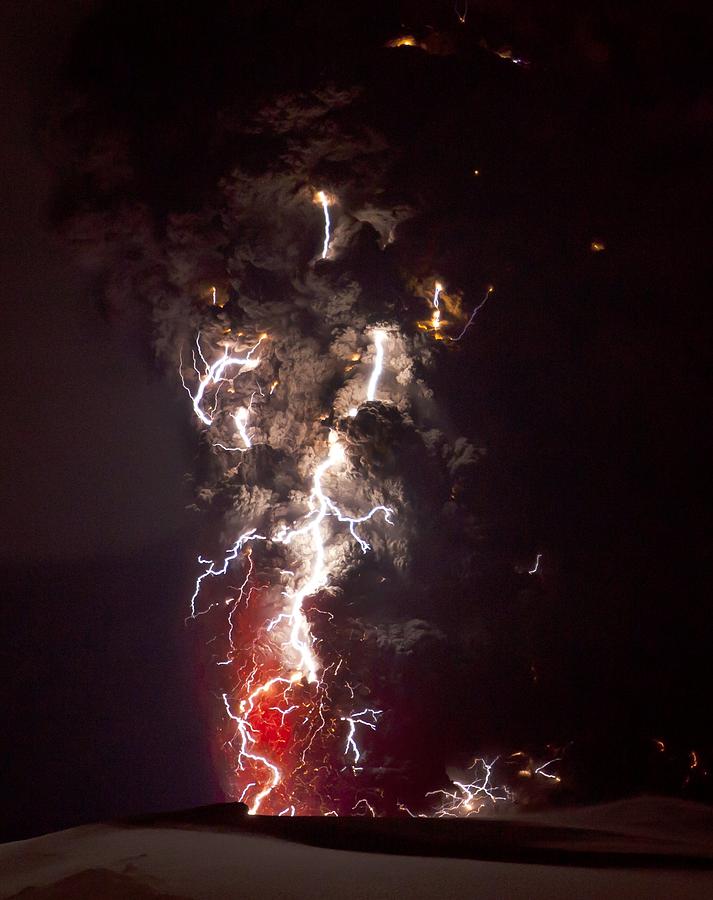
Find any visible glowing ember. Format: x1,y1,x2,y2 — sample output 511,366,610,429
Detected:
386,35,419,49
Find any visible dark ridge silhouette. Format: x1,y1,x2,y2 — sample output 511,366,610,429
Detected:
123,800,713,871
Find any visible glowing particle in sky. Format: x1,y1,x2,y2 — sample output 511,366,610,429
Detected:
590,240,606,252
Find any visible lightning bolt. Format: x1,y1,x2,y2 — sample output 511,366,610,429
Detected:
349,328,386,417
426,758,509,816
528,553,542,575
189,325,394,814
450,286,494,342
535,758,561,781
366,329,386,401
181,333,265,426
213,397,256,453
185,206,509,819
341,708,382,764
316,190,331,260
432,282,443,331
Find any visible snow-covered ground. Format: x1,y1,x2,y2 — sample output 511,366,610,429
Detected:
2,797,711,899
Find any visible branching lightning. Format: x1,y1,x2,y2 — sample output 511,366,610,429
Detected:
181,333,265,426
189,317,394,814
451,286,494,342
341,708,382,764
182,191,504,821
426,758,509,816
213,398,256,453
349,328,386,417
535,758,561,781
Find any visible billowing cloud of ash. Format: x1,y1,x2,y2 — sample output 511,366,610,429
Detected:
47,0,713,817
56,16,495,816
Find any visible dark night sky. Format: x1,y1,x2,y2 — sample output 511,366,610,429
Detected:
2,0,712,840
1,1,218,841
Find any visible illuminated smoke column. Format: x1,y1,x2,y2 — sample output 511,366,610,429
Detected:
63,82,493,816
164,103,491,813
187,319,396,813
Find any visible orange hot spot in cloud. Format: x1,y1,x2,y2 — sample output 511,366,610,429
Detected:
313,189,334,206
386,35,419,48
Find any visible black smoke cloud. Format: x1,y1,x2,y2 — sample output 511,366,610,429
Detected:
53,0,713,806
53,3,504,804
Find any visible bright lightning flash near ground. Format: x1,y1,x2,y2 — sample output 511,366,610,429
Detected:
188,320,393,814
184,193,500,818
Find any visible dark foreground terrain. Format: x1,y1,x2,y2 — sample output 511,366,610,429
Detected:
2,797,712,899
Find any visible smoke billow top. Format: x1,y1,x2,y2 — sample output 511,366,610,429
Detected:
56,4,515,816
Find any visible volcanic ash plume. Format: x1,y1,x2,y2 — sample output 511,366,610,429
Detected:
66,85,484,816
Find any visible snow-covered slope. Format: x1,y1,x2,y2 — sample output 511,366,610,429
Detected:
2,798,711,899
